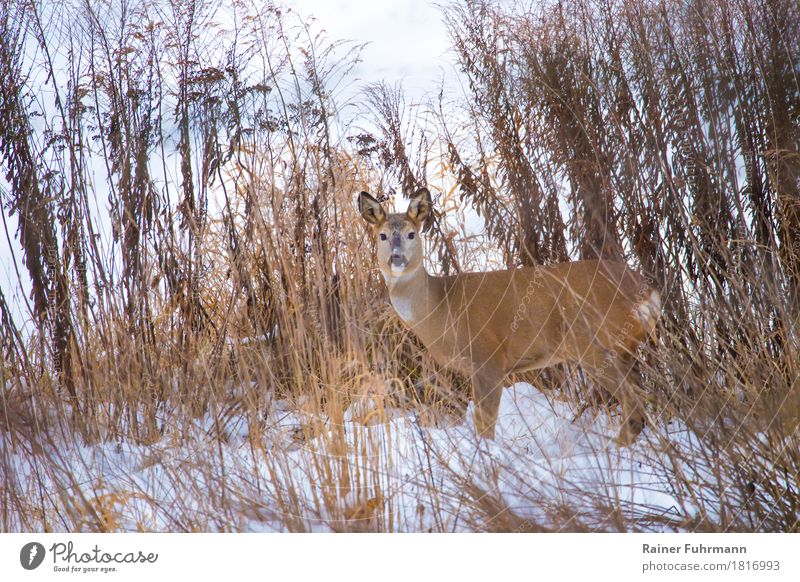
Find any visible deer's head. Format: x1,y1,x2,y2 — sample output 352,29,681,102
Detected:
358,187,432,280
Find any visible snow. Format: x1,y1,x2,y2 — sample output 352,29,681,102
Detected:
6,382,705,532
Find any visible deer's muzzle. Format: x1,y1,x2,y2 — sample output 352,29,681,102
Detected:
390,252,408,269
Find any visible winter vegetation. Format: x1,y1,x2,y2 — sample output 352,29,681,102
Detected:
0,0,798,532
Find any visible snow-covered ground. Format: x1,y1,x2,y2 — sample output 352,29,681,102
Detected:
8,382,704,532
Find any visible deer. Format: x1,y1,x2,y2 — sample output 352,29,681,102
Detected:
358,187,662,445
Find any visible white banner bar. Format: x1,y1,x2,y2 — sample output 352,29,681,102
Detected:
1,533,798,581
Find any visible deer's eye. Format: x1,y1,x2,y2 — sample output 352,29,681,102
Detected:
380,233,387,241
407,232,415,240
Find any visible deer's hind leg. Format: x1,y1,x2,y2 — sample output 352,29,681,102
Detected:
579,348,645,446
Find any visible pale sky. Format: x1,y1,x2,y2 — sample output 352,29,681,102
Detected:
285,0,460,99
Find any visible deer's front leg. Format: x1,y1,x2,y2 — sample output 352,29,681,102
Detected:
472,366,505,439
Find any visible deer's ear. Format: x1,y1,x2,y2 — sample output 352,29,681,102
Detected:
406,187,432,225
358,191,386,226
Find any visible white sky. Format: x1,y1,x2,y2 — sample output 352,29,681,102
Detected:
285,0,460,99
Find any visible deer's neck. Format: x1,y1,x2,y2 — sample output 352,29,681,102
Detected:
383,266,440,325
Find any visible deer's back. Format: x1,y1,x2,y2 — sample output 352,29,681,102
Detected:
428,260,657,371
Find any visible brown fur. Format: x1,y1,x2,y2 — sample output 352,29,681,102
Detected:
359,188,661,444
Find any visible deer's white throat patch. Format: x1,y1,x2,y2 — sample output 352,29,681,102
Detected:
382,269,419,322
391,295,414,322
